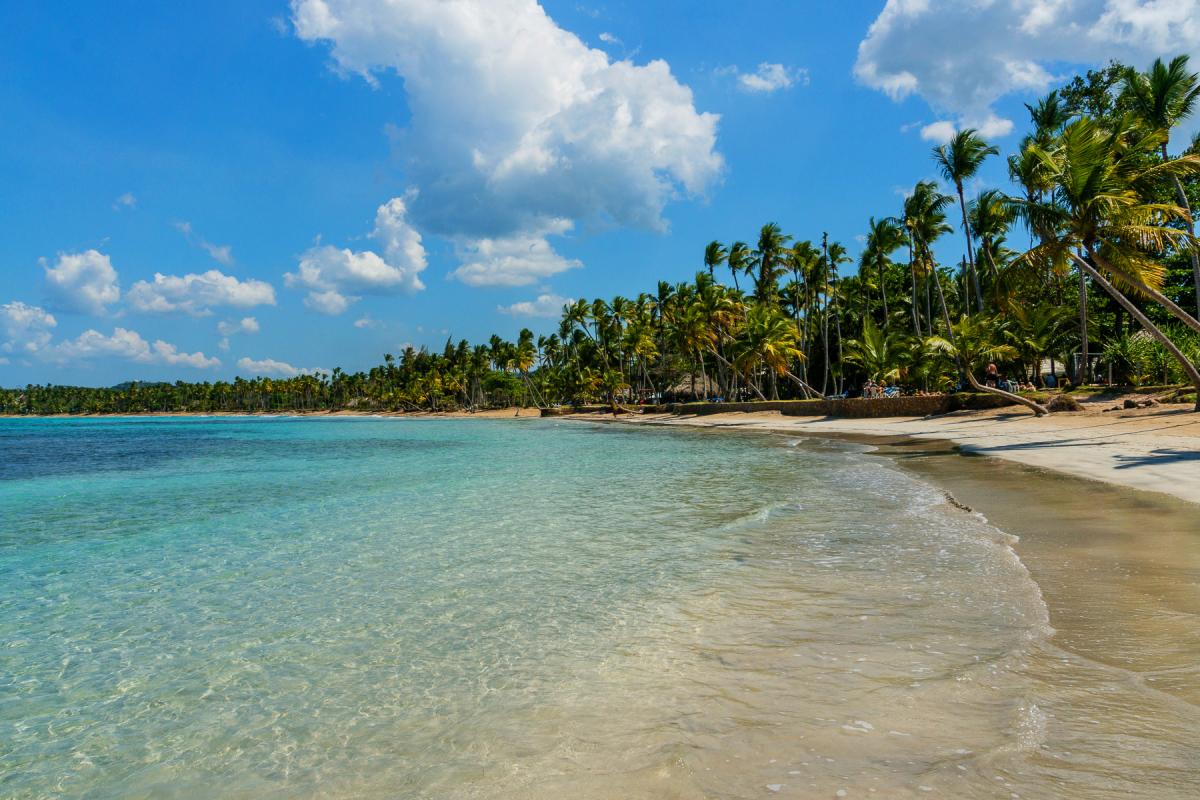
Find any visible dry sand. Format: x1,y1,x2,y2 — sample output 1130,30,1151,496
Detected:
576,402,1200,507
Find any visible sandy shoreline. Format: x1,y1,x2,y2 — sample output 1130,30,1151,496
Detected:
570,405,1200,507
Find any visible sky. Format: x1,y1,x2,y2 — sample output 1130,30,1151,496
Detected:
3,0,1199,386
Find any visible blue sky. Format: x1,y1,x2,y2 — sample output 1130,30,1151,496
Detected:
2,0,1195,385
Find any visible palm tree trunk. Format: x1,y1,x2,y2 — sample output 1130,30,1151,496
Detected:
957,183,983,312
1073,252,1200,410
908,242,922,337
878,262,890,329
1078,258,1089,386
1101,260,1200,336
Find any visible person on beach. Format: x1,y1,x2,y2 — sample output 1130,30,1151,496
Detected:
984,362,1000,388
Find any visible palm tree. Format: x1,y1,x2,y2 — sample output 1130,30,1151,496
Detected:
1122,55,1200,313
1005,303,1075,386
844,317,913,383
967,189,1016,301
727,304,813,399
1018,116,1200,407
933,128,999,312
860,217,905,329
754,223,792,303
927,316,1050,415
704,240,728,281
727,241,752,293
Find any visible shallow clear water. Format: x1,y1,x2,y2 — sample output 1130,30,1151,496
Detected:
0,417,1190,798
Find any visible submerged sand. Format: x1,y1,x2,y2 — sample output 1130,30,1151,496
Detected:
590,404,1200,506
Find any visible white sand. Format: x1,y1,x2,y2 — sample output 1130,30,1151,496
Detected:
591,405,1200,507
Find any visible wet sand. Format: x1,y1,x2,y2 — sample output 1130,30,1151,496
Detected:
569,412,1200,796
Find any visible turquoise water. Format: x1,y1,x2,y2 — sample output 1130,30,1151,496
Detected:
2,416,1162,798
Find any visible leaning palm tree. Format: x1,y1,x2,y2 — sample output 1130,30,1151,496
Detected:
933,128,999,312
1121,55,1200,313
1017,116,1200,408
927,315,1050,416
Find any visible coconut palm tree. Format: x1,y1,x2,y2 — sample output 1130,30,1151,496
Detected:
967,189,1016,301
754,223,792,303
933,128,999,312
704,240,728,281
1122,55,1200,313
860,217,906,329
727,241,752,293
927,315,1050,415
844,317,913,383
1018,115,1200,407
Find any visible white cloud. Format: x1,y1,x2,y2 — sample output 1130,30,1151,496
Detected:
498,293,573,318
920,120,958,143
44,327,219,368
42,250,121,315
217,316,260,336
449,221,582,287
174,221,234,266
236,357,326,378
113,192,137,211
728,63,809,94
1,301,57,355
286,195,427,313
856,0,1200,137
152,340,222,369
353,315,380,329
127,270,276,316
291,0,722,275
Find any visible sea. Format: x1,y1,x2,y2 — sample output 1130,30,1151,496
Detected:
1,416,1196,798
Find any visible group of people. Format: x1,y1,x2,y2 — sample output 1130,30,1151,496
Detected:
861,379,895,398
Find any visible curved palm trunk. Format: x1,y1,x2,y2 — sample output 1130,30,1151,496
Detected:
1073,252,1200,411
1101,260,1200,336
932,260,1048,416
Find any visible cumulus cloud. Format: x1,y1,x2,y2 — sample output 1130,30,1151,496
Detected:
44,327,219,368
42,250,121,315
724,63,809,94
236,357,326,378
449,221,582,287
1,301,57,355
217,316,260,336
291,0,722,282
174,221,234,266
127,270,276,316
353,315,380,329
598,32,621,45
920,120,958,143
497,293,573,318
855,0,1200,137
113,192,137,211
285,195,427,313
